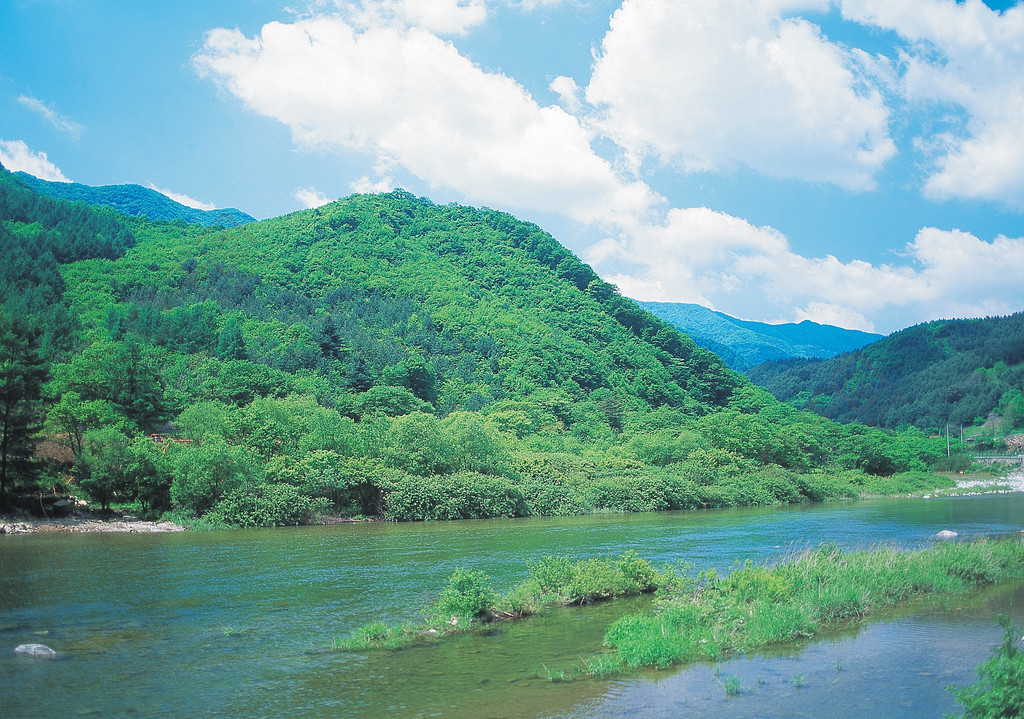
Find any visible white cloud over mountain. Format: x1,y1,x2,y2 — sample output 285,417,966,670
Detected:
193,0,1024,333
0,139,72,183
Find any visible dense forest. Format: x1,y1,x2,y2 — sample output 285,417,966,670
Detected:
0,164,959,525
638,301,881,371
748,315,1024,433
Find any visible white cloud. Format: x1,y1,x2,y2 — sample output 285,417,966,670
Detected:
17,95,84,139
316,0,488,35
584,0,895,189
0,139,72,182
147,183,216,211
841,0,1024,208
194,14,656,227
589,211,1024,333
294,186,333,208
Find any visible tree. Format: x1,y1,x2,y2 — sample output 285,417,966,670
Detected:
0,309,47,507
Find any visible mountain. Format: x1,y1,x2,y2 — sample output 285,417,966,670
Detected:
1,166,955,521
636,301,881,371
746,314,1024,432
11,170,254,227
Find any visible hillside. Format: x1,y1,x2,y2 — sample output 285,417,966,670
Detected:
747,314,1024,432
638,301,881,371
11,170,254,227
0,166,956,523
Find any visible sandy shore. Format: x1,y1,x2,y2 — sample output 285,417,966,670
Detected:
0,512,185,535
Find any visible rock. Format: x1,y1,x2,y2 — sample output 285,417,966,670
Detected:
14,643,57,658
934,530,958,540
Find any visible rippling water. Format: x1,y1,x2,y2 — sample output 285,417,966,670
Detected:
2,493,1022,718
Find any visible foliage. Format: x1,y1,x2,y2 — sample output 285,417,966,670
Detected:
749,313,1024,433
0,309,46,506
949,616,1024,719
0,171,964,524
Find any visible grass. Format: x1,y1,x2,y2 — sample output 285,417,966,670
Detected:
601,538,1024,672
334,551,673,651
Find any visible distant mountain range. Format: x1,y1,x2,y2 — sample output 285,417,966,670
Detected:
12,171,254,228
636,301,882,372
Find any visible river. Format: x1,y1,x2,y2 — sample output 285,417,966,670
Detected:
2,493,1023,718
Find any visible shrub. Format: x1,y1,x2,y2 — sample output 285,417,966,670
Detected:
431,568,497,621
204,483,308,527
950,616,1024,718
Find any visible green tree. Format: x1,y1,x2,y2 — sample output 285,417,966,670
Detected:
78,426,131,511
0,309,47,507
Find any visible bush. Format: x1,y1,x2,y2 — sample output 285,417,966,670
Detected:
204,483,308,527
383,471,526,520
950,616,1024,718
431,568,497,621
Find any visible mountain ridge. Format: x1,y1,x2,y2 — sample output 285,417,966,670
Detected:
636,300,882,371
11,170,255,227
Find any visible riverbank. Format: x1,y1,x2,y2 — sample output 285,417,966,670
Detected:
3,471,1021,535
932,470,1024,497
0,511,185,534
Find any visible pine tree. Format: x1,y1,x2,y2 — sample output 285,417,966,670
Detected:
0,309,47,507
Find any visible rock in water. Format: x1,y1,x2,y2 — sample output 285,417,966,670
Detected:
934,530,958,540
14,643,56,657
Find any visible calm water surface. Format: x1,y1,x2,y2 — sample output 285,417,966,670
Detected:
2,493,1023,718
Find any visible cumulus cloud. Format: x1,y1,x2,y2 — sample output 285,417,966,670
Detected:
193,13,656,227
147,183,216,211
0,139,72,182
17,95,84,139
584,0,895,189
331,0,489,35
840,0,1024,208
592,217,1024,333
294,186,333,208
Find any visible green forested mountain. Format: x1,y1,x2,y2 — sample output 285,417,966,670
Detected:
747,314,1024,432
637,301,881,371
0,165,957,523
12,170,255,227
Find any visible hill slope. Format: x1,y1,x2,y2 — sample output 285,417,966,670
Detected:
747,314,1024,432
11,170,254,227
638,301,881,371
1,167,955,521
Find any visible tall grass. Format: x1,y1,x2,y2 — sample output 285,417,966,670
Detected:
604,538,1024,670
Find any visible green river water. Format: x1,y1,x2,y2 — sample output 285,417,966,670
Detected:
2,493,1023,718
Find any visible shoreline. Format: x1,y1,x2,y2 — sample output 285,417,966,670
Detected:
3,471,1022,535
0,512,186,535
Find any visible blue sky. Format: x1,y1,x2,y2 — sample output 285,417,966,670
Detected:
2,0,1024,334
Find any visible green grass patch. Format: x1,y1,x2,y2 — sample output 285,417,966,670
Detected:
603,538,1024,671
334,551,672,650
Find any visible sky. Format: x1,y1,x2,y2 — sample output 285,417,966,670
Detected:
2,0,1024,335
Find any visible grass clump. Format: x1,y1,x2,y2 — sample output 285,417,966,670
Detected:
948,616,1024,718
336,551,670,651
602,538,1024,671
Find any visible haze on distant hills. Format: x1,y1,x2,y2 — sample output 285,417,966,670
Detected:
13,170,254,228
637,301,882,372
